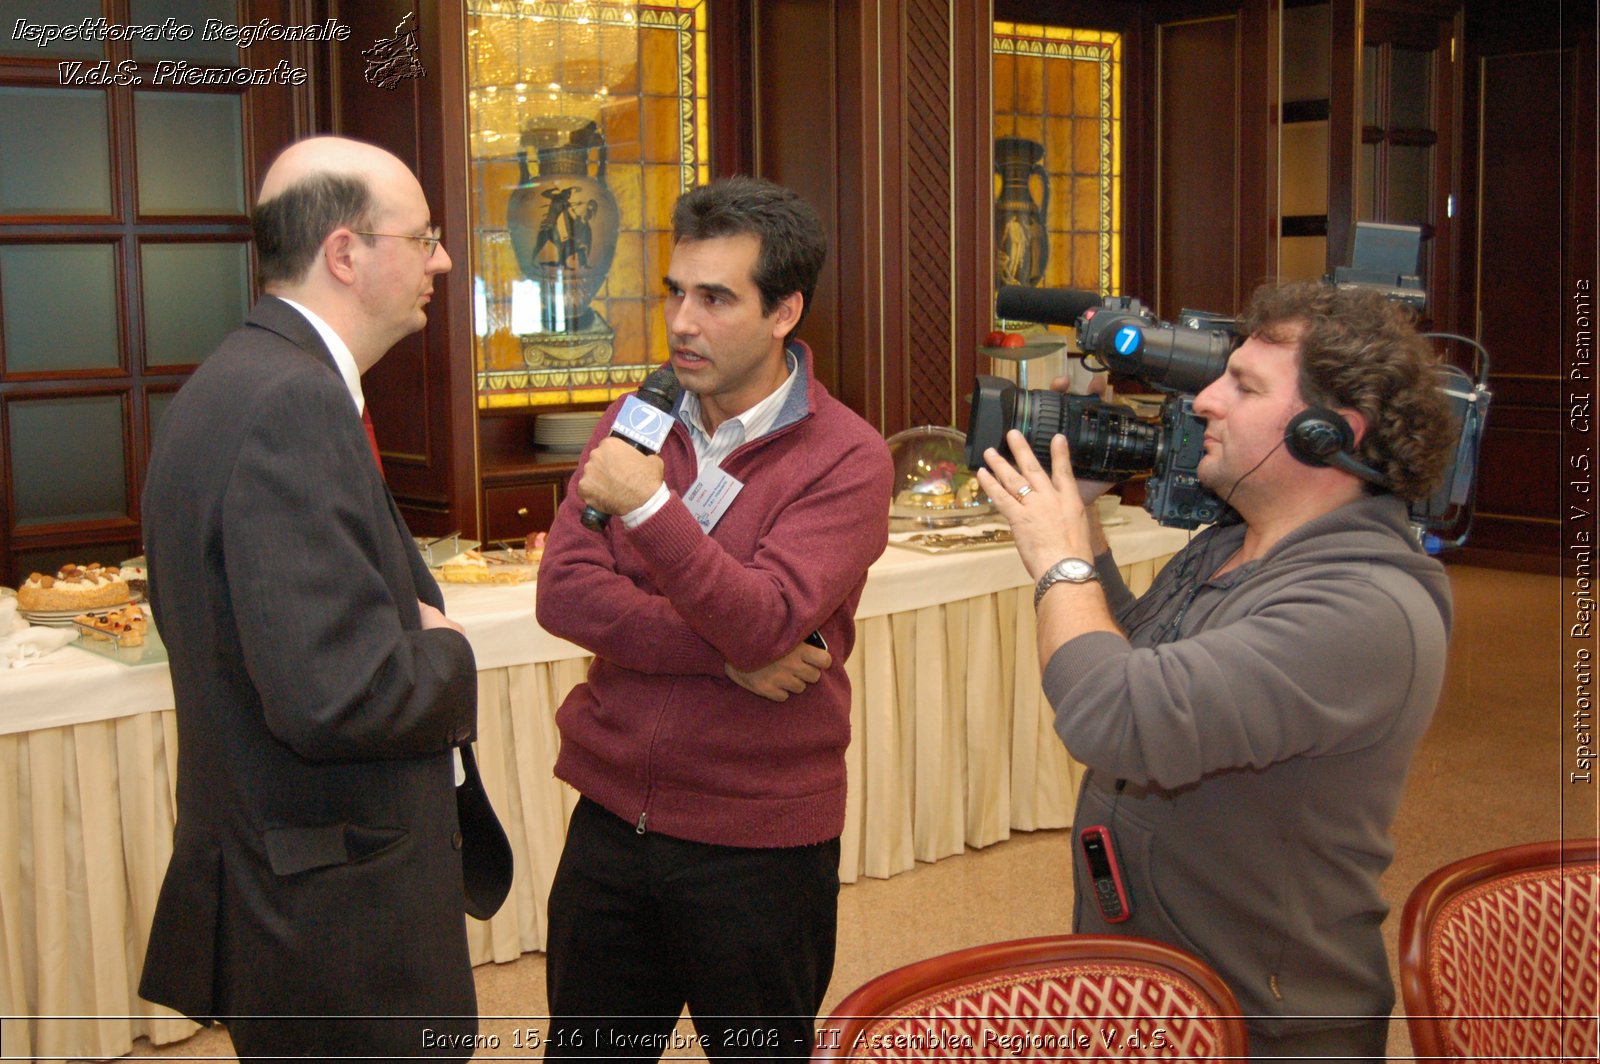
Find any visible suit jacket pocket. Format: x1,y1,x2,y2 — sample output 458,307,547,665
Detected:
263,823,408,876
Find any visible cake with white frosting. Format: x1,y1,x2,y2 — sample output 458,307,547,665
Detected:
17,563,132,612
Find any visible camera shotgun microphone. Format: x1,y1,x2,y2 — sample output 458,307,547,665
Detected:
996,285,1104,326
579,365,682,531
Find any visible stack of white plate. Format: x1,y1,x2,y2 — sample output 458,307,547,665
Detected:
535,411,604,454
21,604,122,628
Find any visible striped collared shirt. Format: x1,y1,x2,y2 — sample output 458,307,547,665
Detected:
622,350,800,528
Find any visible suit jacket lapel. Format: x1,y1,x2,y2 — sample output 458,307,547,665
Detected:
248,297,437,607
246,296,342,376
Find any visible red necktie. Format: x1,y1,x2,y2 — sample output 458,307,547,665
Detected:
362,406,385,480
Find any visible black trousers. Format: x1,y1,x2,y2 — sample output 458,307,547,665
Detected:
544,797,840,1062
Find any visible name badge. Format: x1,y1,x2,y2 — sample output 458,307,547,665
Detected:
683,468,744,532
611,394,674,452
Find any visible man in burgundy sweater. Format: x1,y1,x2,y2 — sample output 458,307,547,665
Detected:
535,177,893,1060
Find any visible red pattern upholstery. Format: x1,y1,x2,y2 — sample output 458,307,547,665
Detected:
1401,839,1600,1063
813,935,1247,1061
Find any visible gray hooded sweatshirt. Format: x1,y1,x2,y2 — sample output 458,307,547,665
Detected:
1047,493,1452,1040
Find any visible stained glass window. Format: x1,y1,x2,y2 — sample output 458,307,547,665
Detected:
466,0,710,409
993,23,1123,298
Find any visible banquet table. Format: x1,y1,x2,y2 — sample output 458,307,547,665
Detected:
0,509,1189,1062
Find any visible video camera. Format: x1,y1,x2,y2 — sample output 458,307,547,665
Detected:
965,286,1234,529
964,284,1492,547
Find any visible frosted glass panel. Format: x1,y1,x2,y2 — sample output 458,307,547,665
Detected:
0,87,112,215
1388,145,1431,226
1358,144,1378,221
141,242,250,365
9,395,128,526
131,0,241,63
1280,236,1327,283
1281,4,1330,103
1390,48,1433,129
1,244,121,372
0,1,103,58
148,390,178,446
135,92,245,214
1281,122,1329,216
1361,46,1380,126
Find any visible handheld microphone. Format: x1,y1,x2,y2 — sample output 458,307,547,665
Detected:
579,365,682,531
996,285,1103,327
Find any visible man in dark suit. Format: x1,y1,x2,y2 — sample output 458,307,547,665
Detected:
138,136,482,1059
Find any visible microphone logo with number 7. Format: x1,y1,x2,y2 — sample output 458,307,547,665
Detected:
580,365,682,531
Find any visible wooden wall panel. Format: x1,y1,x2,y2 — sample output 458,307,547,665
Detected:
1155,16,1242,321
754,0,990,435
1150,1,1277,322
1459,35,1580,563
330,0,478,537
903,0,958,428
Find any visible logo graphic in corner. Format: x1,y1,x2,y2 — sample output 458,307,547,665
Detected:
363,11,426,90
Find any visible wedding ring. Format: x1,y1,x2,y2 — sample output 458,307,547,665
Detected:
1015,484,1034,500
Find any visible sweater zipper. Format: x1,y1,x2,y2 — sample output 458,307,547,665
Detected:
635,677,680,835
628,398,811,835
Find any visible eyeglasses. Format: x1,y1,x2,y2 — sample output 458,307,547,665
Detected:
351,225,442,255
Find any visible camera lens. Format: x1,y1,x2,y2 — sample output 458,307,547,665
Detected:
1014,389,1160,479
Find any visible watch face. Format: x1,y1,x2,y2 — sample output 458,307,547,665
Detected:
1059,558,1095,582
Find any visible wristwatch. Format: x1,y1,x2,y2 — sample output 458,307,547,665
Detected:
1033,557,1098,609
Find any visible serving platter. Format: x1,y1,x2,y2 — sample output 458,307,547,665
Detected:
71,620,167,666
977,339,1067,360
892,527,1016,554
20,603,129,628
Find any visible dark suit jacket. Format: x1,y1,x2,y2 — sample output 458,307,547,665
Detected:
138,298,480,1054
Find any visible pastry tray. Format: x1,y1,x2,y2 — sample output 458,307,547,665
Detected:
71,617,168,666
415,533,480,568
434,549,538,584
892,527,1016,554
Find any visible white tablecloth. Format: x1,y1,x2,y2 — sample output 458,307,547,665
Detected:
0,509,1191,1061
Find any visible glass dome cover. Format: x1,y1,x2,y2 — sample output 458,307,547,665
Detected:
885,425,995,529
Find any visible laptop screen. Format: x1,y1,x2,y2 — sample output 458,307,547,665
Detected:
1349,221,1423,280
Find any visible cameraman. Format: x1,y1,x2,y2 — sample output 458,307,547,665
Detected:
977,281,1456,1061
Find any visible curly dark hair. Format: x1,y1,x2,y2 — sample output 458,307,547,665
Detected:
671,176,828,329
253,172,375,286
1242,281,1456,501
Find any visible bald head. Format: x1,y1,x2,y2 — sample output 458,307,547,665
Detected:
258,136,414,207
249,136,448,368
252,136,423,289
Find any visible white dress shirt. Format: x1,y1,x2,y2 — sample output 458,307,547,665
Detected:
276,296,365,415
622,352,801,527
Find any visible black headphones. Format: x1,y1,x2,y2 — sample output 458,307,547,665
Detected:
1284,407,1392,489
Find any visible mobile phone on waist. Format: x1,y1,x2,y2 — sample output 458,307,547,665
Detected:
1079,824,1133,923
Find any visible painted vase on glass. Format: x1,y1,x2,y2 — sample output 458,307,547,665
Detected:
506,117,621,336
994,135,1050,288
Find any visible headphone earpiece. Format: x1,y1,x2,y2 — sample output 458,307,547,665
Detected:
1284,407,1393,490
1284,407,1355,465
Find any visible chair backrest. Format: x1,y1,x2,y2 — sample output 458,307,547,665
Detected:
813,934,1248,1061
1400,838,1600,1063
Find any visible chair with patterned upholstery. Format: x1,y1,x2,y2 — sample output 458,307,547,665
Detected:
812,934,1247,1061
1400,838,1600,1063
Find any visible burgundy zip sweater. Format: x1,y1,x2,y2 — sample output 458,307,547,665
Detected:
535,343,893,848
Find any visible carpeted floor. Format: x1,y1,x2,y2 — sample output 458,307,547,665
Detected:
129,564,1594,1061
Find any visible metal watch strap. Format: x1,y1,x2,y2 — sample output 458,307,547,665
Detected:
1033,557,1098,609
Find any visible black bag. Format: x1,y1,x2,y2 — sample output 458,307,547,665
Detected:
455,743,513,920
